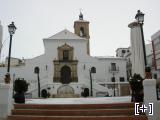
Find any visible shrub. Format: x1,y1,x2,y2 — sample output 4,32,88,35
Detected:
14,78,28,93
129,73,144,92
129,74,144,102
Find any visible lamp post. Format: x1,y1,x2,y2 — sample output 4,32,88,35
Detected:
89,67,96,97
7,22,17,73
34,66,40,97
135,10,147,66
4,22,16,84
112,74,116,96
12,73,15,97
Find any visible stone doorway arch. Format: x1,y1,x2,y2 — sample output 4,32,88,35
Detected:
60,65,71,84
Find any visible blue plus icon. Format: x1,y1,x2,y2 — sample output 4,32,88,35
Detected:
139,104,148,113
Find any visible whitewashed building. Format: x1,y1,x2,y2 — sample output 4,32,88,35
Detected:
0,13,129,98
116,48,130,58
0,21,2,56
151,30,160,79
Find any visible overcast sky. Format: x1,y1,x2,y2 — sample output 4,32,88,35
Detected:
0,0,160,60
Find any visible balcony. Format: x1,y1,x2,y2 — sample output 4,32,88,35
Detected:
109,66,119,73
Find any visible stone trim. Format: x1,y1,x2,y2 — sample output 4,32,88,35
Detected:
53,43,78,83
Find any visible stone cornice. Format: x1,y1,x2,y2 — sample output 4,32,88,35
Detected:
128,21,141,28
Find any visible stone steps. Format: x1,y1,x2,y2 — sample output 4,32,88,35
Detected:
8,102,148,120
8,115,148,120
12,109,134,116
14,103,134,110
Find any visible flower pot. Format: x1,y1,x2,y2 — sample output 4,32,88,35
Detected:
4,73,11,84
14,92,25,103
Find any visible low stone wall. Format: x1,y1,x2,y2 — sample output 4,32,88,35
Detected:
0,83,13,119
143,79,160,120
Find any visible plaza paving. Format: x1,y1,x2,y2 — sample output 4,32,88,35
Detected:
26,96,131,104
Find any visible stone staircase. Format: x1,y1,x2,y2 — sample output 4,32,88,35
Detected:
8,102,148,120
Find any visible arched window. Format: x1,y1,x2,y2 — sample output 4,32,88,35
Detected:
91,67,96,73
34,66,40,74
63,50,69,61
80,27,84,37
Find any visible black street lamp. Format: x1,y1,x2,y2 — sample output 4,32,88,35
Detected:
7,22,17,73
89,67,96,97
12,73,15,97
4,22,16,84
34,66,40,97
111,74,116,96
135,10,147,66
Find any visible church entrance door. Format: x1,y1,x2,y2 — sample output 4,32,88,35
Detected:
61,66,71,84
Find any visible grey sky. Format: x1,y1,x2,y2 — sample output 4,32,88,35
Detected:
0,0,160,60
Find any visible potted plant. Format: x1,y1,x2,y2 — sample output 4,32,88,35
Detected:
14,78,29,103
129,74,144,102
4,73,11,84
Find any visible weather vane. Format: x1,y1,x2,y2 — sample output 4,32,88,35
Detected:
79,8,82,13
79,8,83,20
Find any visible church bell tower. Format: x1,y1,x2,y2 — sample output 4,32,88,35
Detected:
74,12,90,55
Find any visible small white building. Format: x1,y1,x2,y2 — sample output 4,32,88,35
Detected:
4,57,25,67
116,48,130,58
0,13,129,98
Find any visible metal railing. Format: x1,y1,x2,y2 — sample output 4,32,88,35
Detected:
109,66,119,73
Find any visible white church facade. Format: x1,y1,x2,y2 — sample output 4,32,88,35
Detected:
0,13,129,98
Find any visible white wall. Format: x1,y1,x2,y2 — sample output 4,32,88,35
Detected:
0,84,13,119
0,21,2,56
0,32,128,98
143,79,160,120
